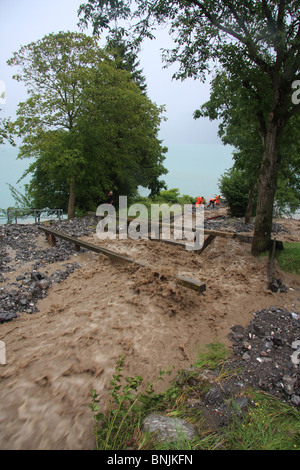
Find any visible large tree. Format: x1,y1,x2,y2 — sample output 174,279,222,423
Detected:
8,31,167,217
196,70,300,221
78,0,300,253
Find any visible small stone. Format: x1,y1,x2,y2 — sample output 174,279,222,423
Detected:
38,279,51,290
291,350,300,365
31,271,43,281
242,352,251,361
291,395,300,406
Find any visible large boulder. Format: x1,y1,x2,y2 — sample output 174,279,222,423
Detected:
142,413,196,443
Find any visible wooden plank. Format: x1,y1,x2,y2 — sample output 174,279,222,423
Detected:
203,228,236,239
176,275,206,293
45,232,57,247
91,214,283,247
149,237,186,249
38,225,206,293
38,226,139,264
196,233,216,254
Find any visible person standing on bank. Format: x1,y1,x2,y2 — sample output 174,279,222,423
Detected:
107,190,114,205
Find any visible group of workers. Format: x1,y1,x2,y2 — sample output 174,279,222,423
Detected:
106,190,221,209
195,195,221,208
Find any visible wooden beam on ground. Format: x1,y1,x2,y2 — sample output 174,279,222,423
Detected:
38,225,206,293
196,234,216,254
38,225,140,264
176,275,206,292
85,214,283,249
203,228,236,239
149,237,186,249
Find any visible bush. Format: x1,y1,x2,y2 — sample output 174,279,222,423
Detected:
218,168,256,217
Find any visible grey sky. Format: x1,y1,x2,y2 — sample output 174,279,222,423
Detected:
0,0,234,209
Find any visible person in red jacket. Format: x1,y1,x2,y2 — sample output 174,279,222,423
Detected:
207,197,216,208
195,196,204,206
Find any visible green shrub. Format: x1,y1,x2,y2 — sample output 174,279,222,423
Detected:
276,242,300,274
218,168,256,217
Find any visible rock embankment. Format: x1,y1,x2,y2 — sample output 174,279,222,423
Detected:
0,220,95,323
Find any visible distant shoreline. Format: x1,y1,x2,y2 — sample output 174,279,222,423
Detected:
0,208,299,225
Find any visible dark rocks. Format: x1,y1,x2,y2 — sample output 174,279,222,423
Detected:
204,216,288,235
227,307,300,408
269,277,288,293
0,311,19,323
0,218,94,322
0,264,81,319
167,307,300,434
204,385,225,406
173,366,252,431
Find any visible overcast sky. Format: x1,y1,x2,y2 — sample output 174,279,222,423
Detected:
0,0,234,209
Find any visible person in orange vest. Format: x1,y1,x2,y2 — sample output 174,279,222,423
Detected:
195,196,204,206
215,195,221,206
207,197,216,208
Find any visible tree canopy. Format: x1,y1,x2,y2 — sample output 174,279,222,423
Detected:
197,70,300,219
8,31,167,217
78,0,300,253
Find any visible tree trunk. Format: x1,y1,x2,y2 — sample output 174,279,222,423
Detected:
68,175,76,219
244,180,255,224
251,122,282,255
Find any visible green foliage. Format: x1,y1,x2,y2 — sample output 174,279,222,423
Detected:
218,168,256,217
153,188,181,204
132,189,197,215
0,117,15,146
193,343,229,371
8,31,168,217
1,184,34,221
7,184,32,210
90,355,172,450
77,0,300,253
276,243,300,275
104,28,147,93
199,71,300,218
224,390,300,450
89,346,300,451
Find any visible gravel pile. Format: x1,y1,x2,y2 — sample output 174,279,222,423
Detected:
178,308,300,431
227,307,300,407
0,218,96,323
204,215,289,234
0,263,81,323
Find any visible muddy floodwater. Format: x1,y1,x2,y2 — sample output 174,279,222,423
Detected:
0,212,299,449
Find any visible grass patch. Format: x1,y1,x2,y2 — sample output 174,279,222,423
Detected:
223,390,300,450
275,242,300,274
194,343,229,370
90,345,300,451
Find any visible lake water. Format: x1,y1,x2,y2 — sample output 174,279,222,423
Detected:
0,208,299,225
